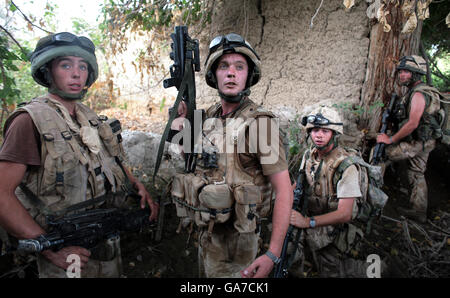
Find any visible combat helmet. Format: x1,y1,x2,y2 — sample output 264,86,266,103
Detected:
302,106,344,135
204,33,261,103
301,106,344,150
30,32,98,100
396,55,427,75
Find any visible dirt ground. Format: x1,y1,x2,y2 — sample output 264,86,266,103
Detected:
0,106,449,279
121,142,450,278
117,107,450,278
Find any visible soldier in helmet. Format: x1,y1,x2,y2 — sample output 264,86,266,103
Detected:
289,106,372,277
0,32,159,277
377,55,442,223
170,33,292,277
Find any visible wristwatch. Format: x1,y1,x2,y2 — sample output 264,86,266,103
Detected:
265,251,281,265
309,216,316,228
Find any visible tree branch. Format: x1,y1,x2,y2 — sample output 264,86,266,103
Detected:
10,1,53,34
420,41,433,85
429,58,450,85
0,24,27,55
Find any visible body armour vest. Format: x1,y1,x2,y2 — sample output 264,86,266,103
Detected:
395,83,441,142
171,99,277,234
304,146,363,218
6,96,127,226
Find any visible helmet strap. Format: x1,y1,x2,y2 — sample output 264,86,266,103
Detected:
313,132,339,151
218,88,251,103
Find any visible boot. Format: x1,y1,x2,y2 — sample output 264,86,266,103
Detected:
397,207,427,224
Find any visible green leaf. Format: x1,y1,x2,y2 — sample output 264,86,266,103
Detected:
9,1,17,12
160,97,166,112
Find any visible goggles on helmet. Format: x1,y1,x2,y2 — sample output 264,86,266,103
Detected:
30,32,95,61
301,113,343,127
206,33,260,64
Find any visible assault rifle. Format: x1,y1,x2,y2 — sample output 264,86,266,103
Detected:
371,93,398,165
273,169,308,278
11,206,154,253
154,26,201,181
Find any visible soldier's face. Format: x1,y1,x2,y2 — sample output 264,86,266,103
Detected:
398,69,412,86
310,127,333,148
50,56,89,94
215,53,248,96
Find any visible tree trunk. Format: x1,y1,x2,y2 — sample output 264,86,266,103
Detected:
360,3,423,133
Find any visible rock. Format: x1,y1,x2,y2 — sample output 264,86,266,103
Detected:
121,130,184,185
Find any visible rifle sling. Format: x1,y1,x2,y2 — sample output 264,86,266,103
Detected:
285,172,309,270
19,183,50,214
19,183,127,218
153,59,194,181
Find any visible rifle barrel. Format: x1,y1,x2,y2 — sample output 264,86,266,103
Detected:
273,170,306,278
371,93,398,165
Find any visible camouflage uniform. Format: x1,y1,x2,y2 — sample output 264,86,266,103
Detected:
172,99,287,277
170,34,288,277
387,56,442,221
385,138,435,215
1,33,130,278
291,147,368,278
289,107,370,278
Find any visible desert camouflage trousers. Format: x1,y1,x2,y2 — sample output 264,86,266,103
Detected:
37,236,122,278
288,225,369,278
385,139,436,214
198,223,259,278
296,245,370,278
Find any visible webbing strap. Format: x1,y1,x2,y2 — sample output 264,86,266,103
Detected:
18,183,52,216
414,84,450,104
153,60,194,183
172,197,233,215
332,156,357,189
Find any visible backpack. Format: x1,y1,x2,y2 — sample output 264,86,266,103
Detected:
414,85,450,145
332,153,389,233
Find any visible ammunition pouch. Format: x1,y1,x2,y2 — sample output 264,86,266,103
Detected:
171,173,265,234
171,174,188,217
41,132,79,198
171,174,233,227
98,118,123,157
197,184,233,227
412,113,443,142
233,184,262,233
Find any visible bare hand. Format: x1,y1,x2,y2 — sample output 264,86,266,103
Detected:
178,101,187,118
290,210,309,228
171,117,186,131
41,246,91,270
376,133,392,144
135,181,159,222
240,254,274,278
171,101,188,131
